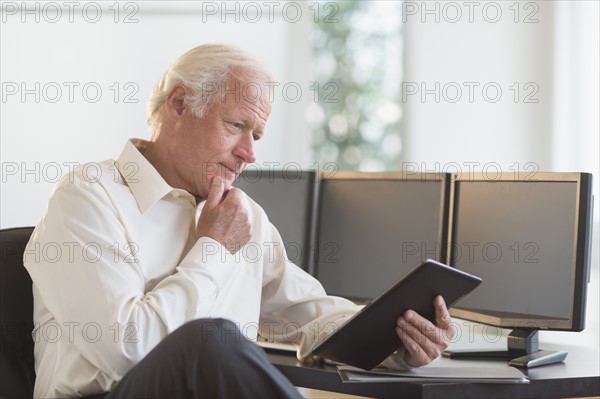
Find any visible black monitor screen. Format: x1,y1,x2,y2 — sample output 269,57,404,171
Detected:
451,173,593,331
315,173,450,301
234,169,316,271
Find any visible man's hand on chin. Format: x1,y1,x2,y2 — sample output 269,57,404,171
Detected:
196,176,251,254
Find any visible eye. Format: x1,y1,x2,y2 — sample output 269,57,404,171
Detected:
253,133,262,141
230,122,244,130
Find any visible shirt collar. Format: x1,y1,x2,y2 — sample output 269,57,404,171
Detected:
116,139,186,213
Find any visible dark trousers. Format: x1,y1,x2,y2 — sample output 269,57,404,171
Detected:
104,318,301,398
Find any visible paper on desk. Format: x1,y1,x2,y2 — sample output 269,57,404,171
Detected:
337,365,529,384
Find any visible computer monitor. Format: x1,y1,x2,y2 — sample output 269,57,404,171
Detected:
315,172,451,301
234,169,317,271
447,172,594,367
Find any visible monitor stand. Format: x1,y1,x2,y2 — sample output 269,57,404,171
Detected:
442,329,568,368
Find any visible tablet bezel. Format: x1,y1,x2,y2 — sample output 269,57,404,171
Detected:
311,259,482,370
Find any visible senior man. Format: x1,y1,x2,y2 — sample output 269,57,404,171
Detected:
24,44,455,398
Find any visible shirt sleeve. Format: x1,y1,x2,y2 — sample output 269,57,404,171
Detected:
252,203,412,370
249,200,357,360
24,171,241,381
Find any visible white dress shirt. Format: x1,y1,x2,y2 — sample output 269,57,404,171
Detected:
24,139,407,398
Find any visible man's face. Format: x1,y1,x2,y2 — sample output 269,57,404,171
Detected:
168,79,271,200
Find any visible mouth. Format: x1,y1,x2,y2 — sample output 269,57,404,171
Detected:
220,163,242,176
216,163,245,185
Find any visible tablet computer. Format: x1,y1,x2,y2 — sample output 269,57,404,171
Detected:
311,259,482,370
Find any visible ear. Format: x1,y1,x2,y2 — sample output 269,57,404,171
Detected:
164,85,187,121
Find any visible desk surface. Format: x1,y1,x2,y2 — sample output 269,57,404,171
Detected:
268,343,600,399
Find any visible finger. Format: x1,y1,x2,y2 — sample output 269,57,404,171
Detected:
396,318,443,361
400,310,439,343
400,309,453,352
433,295,454,338
396,324,433,367
205,176,225,209
223,187,244,203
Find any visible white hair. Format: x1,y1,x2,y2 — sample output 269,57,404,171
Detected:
147,44,274,136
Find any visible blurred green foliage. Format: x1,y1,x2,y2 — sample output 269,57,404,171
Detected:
310,0,404,171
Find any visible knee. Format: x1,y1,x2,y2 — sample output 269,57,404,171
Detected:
173,318,247,349
169,319,254,366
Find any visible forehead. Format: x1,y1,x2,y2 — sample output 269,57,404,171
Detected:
225,66,274,102
217,77,272,120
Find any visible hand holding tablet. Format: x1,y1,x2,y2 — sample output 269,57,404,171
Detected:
312,260,482,370
395,294,456,367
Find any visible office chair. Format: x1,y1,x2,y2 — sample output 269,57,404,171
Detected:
1,226,36,398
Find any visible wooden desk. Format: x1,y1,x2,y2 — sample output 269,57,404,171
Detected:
268,344,600,399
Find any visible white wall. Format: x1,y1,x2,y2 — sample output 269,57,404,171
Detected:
403,1,549,170
0,1,314,229
401,0,599,349
1,0,598,349
3,1,596,225
402,1,598,211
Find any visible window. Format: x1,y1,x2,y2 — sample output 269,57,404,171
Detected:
309,1,404,171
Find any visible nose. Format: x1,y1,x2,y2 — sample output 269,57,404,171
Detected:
233,132,256,164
